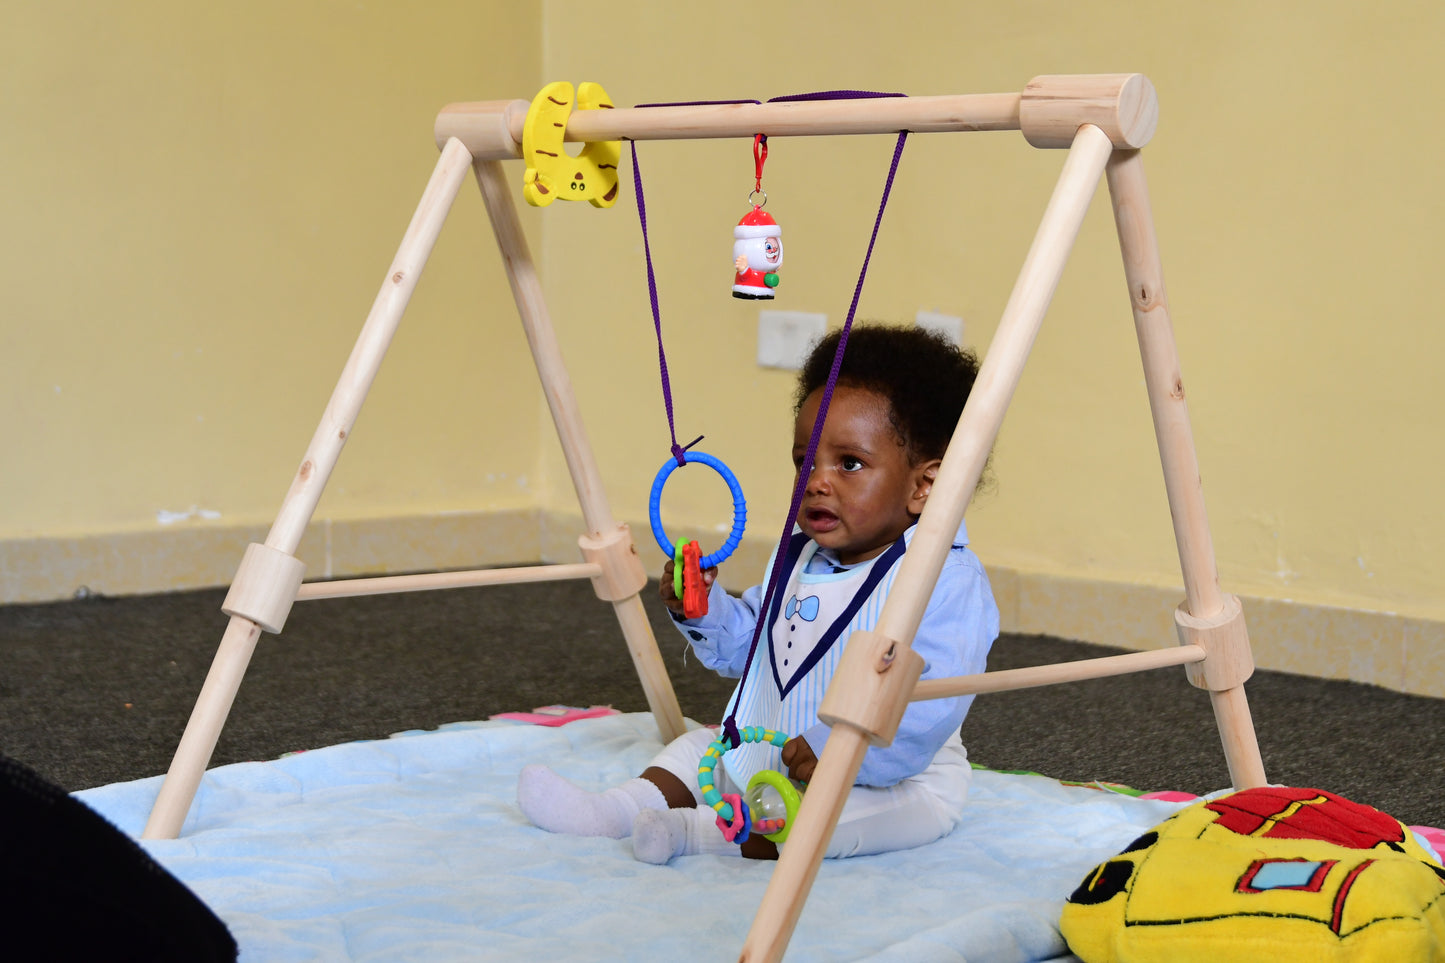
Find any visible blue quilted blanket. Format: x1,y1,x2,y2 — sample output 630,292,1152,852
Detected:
78,713,1196,962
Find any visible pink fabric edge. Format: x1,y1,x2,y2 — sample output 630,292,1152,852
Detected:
1139,790,1201,803
489,705,620,727
1410,824,1445,855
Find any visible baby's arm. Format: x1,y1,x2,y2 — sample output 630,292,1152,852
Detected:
799,547,999,786
660,562,766,678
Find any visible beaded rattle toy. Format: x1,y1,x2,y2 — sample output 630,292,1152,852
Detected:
697,727,805,845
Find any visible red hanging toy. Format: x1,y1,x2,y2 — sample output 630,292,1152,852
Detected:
732,134,783,299
681,540,709,618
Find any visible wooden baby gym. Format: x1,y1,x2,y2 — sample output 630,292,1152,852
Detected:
143,75,1275,962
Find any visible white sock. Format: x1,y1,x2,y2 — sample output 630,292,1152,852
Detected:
517,765,668,838
632,806,742,863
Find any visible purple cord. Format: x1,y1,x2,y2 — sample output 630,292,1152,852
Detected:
634,100,761,465
768,90,904,103
629,91,910,747
723,124,908,745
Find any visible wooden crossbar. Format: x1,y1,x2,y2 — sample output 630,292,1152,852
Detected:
434,73,1158,159
294,563,603,601
910,644,1207,701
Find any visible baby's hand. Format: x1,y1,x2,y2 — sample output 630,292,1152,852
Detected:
659,561,716,616
780,736,817,784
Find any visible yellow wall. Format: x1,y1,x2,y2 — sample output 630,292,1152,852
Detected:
1,2,543,562
539,0,1445,628
4,2,1443,692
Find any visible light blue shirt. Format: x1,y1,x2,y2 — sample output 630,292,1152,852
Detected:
672,519,999,787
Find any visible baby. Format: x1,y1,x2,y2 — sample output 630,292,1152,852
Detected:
519,324,999,862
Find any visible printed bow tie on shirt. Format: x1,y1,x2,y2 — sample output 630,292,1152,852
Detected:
785,595,820,621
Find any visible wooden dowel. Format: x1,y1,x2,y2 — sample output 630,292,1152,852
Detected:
740,121,1119,963
142,141,476,841
266,138,476,557
1107,149,1267,790
911,644,1205,701
294,563,602,601
472,158,686,744
435,74,1157,161
437,93,1023,160
878,124,1117,648
144,615,262,838
472,159,616,535
1105,150,1223,619
610,594,687,743
739,726,870,963
1210,686,1268,789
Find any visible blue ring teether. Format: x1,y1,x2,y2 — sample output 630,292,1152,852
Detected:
648,451,747,570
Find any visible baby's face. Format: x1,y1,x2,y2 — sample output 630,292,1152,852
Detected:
791,386,924,565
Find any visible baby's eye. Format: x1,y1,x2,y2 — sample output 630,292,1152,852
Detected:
840,456,864,472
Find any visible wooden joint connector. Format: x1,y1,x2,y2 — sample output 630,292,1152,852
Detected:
1174,593,1254,691
577,524,648,602
1019,73,1157,150
817,630,925,747
434,100,525,160
221,543,307,634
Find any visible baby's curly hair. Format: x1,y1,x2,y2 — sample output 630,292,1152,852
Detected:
794,324,980,464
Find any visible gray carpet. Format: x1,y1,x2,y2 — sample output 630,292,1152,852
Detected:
2,579,1442,828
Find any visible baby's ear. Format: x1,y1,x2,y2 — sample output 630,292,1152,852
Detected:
910,459,942,511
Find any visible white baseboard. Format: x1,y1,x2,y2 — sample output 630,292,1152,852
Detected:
7,509,1442,699
0,509,541,604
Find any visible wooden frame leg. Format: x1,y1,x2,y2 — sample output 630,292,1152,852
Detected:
142,139,477,839
1105,148,1266,790
471,159,686,744
739,124,1118,963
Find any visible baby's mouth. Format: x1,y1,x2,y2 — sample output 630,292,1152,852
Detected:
804,508,840,533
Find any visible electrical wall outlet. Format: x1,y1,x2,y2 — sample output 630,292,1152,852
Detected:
758,310,827,370
915,310,964,346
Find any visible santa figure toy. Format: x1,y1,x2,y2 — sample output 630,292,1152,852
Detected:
732,208,783,299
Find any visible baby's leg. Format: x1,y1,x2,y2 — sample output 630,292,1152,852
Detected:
637,725,719,808
641,737,967,856
634,773,960,861
516,765,667,838
631,730,780,863
517,726,717,838
824,739,972,858
632,736,971,862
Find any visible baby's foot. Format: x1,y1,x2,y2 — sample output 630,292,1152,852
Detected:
632,808,688,864
632,806,743,863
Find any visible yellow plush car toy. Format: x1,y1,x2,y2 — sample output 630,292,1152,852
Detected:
1061,786,1445,962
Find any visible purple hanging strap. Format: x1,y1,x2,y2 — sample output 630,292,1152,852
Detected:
719,91,909,748
633,100,760,464
627,91,909,748
766,90,904,103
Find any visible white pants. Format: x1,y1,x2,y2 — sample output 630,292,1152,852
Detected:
647,726,972,858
